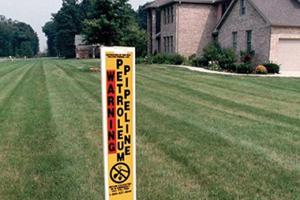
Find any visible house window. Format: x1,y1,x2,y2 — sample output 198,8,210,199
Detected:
164,37,167,52
240,0,246,15
167,8,170,24
246,30,252,52
164,9,167,24
170,36,174,53
171,7,174,23
167,37,170,53
232,32,237,50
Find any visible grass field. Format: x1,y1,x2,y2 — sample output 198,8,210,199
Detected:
0,59,299,200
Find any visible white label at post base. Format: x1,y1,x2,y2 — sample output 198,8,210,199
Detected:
101,47,136,200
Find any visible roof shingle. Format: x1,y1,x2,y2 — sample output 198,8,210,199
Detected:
145,0,224,9
251,0,300,27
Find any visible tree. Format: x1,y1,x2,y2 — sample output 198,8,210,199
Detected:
53,0,83,58
83,0,148,56
136,4,148,30
0,15,39,57
43,21,57,57
43,0,148,58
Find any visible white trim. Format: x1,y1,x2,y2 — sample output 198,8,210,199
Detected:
101,47,109,200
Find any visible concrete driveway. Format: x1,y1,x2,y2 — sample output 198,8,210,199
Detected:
279,71,300,77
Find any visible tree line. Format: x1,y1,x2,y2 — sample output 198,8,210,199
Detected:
43,0,148,58
0,15,39,57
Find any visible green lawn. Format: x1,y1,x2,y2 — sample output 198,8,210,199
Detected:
0,59,299,200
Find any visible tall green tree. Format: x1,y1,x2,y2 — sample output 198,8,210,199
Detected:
0,15,39,57
43,0,148,58
52,0,83,58
43,21,57,57
83,0,147,56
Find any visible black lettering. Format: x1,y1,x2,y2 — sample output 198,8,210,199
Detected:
108,131,115,140
117,71,122,82
124,65,130,75
125,146,130,155
107,96,114,106
109,119,113,129
117,96,123,106
108,84,115,94
117,153,125,162
125,113,130,123
109,143,116,152
107,71,115,81
118,130,123,140
117,84,123,93
124,89,131,99
108,108,114,117
117,108,124,117
117,142,124,150
117,119,123,128
124,135,131,145
125,77,129,87
126,124,129,133
117,59,123,69
124,101,130,111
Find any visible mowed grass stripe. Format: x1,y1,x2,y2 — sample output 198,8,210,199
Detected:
138,78,300,156
138,65,300,105
53,61,100,100
138,70,300,136
43,60,102,199
0,59,299,200
0,61,30,81
0,61,43,199
138,69,300,167
138,70,300,129
137,66,300,118
137,103,299,200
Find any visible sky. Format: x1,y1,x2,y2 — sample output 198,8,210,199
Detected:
0,0,148,52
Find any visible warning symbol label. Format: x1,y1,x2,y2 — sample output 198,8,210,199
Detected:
110,163,130,184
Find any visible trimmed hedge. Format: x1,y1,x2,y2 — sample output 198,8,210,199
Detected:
236,63,254,74
262,62,280,74
138,53,185,65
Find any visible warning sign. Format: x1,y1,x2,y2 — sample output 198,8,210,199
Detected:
101,47,136,200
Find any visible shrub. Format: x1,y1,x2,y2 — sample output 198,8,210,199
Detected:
236,63,254,74
151,54,170,64
203,42,222,62
191,56,208,67
255,65,268,74
169,54,185,65
240,50,255,63
262,62,280,74
136,57,146,64
201,43,237,71
218,48,237,71
147,53,185,65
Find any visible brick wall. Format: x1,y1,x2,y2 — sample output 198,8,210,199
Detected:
177,4,217,57
217,0,271,64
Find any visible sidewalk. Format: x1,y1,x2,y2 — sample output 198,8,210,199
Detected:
170,65,300,78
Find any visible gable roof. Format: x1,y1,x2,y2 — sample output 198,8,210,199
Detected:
145,0,224,9
251,0,300,27
215,0,300,31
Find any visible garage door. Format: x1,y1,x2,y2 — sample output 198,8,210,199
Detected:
278,39,300,72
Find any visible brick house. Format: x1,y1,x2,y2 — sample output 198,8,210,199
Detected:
146,0,232,57
146,0,300,72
